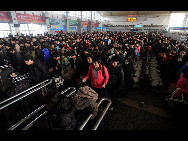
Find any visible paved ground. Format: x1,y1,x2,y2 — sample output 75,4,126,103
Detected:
105,56,188,130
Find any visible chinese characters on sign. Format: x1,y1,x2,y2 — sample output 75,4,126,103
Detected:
0,11,11,22
16,13,45,23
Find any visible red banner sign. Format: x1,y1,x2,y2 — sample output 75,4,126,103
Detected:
92,22,97,26
0,11,11,22
82,21,89,26
16,13,45,23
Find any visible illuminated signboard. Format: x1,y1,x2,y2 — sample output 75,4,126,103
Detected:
173,27,185,30
134,25,143,27
50,26,64,30
128,18,136,22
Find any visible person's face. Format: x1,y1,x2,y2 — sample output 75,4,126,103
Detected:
25,60,34,65
54,56,60,60
112,61,118,67
71,55,76,59
19,43,24,47
51,44,55,48
32,38,36,42
10,50,15,54
93,62,99,68
87,57,93,64
84,51,88,54
107,50,111,54
180,51,186,57
115,50,119,55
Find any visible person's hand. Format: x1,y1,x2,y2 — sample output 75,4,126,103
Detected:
102,83,106,88
49,68,53,72
82,78,86,82
91,113,97,119
10,73,17,78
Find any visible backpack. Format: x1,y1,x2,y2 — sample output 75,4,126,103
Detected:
71,86,98,117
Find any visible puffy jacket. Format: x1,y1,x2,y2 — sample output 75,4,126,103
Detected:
175,74,188,99
27,59,48,83
108,64,124,91
84,64,109,88
42,48,50,62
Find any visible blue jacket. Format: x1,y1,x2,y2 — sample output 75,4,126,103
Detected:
42,48,50,62
178,62,188,79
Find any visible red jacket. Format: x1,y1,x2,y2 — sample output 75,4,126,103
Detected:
175,74,188,99
84,64,109,88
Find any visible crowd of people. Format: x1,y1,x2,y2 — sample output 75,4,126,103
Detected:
1,31,188,107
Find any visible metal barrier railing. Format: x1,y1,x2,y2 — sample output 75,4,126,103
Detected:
22,110,48,130
61,87,77,97
78,98,112,130
170,88,181,99
0,76,64,130
61,87,112,130
167,88,188,104
8,104,46,130
0,79,53,111
5,86,111,130
0,79,51,106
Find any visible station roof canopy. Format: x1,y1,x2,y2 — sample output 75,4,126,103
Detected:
99,11,188,16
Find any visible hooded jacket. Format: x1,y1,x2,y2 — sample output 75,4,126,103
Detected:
84,64,109,88
108,64,124,91
175,74,188,99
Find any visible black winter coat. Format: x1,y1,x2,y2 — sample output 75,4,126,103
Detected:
11,51,24,69
108,64,124,91
27,59,48,84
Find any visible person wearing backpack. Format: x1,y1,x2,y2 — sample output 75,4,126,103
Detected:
82,57,109,100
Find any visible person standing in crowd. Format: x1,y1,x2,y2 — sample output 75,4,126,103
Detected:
82,57,109,100
107,56,124,110
9,48,25,74
24,55,48,84
175,72,188,100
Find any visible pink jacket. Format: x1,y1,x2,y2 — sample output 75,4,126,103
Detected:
136,46,141,53
175,74,188,99
84,64,109,88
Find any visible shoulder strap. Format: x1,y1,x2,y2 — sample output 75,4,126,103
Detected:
90,65,105,77
102,66,105,77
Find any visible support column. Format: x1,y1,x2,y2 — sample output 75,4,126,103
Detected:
9,11,20,36
64,11,69,33
81,11,83,34
90,11,92,32
77,11,82,34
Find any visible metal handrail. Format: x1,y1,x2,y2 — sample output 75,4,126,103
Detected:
61,87,77,97
22,110,48,130
92,98,112,130
169,88,181,100
78,97,112,130
7,104,46,130
0,79,51,105
0,79,52,111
